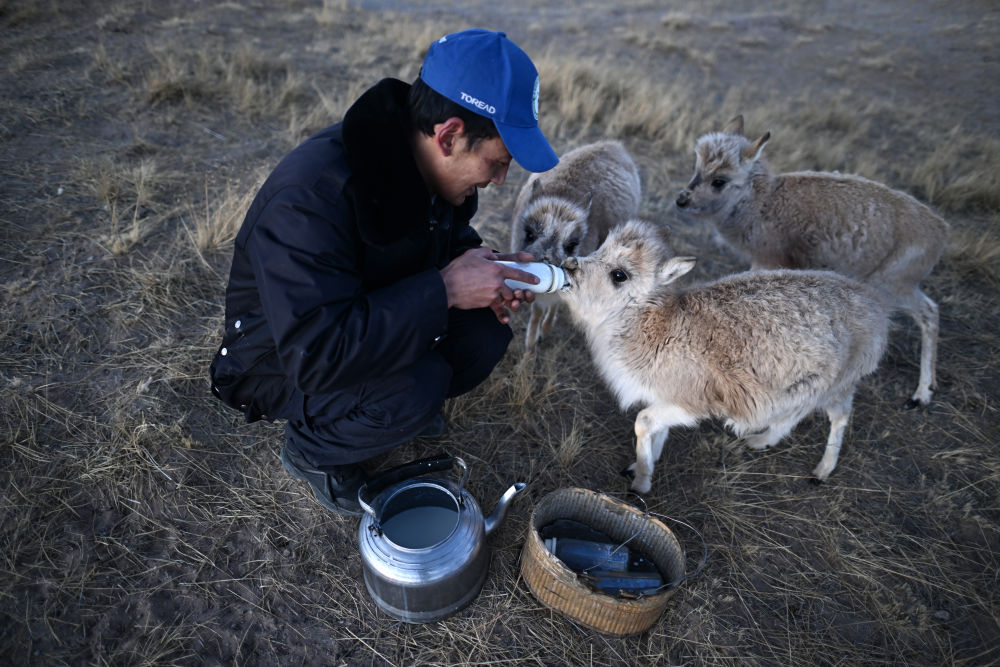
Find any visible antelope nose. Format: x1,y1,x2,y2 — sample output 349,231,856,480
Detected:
676,191,690,208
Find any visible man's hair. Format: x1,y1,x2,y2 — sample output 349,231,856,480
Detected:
409,76,499,148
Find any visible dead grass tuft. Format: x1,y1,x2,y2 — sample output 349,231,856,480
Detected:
658,11,699,31
533,54,716,184
941,220,1000,290
72,157,178,255
186,180,258,260
142,44,312,120
912,129,1000,213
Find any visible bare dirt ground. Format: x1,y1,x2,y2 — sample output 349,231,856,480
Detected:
2,0,999,665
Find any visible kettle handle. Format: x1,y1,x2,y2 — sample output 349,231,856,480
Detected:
357,453,469,521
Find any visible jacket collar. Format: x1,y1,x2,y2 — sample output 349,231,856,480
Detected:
342,78,477,245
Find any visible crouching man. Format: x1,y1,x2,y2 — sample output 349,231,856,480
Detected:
209,30,558,515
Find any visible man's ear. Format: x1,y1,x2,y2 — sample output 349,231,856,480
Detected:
434,117,466,157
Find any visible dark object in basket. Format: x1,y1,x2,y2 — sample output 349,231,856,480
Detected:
539,518,617,543
581,569,664,597
545,536,660,573
544,536,630,571
541,519,661,575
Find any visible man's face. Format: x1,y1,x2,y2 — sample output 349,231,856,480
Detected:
435,134,512,206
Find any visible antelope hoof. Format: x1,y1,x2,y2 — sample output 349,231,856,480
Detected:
630,476,652,495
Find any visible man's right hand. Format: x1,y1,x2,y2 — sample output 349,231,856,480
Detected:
440,248,539,323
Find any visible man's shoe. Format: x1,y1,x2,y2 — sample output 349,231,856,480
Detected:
280,446,367,516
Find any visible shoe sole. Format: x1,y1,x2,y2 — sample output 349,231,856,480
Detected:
280,447,363,517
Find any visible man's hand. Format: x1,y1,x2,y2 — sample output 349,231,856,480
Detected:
440,248,539,324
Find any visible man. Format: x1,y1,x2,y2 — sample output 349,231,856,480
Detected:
209,29,558,515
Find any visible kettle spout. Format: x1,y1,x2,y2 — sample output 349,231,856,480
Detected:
484,482,526,537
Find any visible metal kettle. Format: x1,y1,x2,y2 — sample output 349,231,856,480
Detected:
357,454,525,623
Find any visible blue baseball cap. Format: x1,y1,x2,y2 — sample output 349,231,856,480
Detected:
420,29,559,173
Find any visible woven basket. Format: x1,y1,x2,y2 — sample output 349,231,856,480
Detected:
520,487,686,635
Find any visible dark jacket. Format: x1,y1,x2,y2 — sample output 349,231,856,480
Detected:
210,78,483,422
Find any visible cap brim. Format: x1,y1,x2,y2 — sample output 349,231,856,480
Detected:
495,123,559,173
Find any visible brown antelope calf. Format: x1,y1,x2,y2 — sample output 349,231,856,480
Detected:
510,140,641,348
675,115,948,406
561,220,889,493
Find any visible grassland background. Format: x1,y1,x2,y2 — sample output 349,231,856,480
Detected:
1,0,999,665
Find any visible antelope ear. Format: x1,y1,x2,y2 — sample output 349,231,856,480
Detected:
723,114,744,136
742,131,771,163
659,256,696,285
531,178,544,198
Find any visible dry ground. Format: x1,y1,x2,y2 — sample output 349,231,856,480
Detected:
2,0,999,665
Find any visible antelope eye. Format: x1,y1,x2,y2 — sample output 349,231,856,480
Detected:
610,268,629,283
711,178,727,190
524,226,536,244
563,239,579,255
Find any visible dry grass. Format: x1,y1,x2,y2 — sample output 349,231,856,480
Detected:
186,180,258,261
2,0,999,665
942,220,1000,291
912,131,1000,213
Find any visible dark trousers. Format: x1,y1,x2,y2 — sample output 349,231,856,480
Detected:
279,307,512,467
